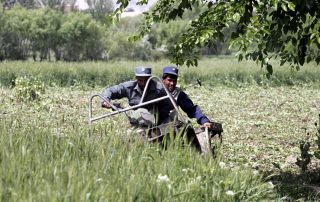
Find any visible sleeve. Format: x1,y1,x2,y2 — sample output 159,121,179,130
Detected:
177,91,210,125
101,81,130,101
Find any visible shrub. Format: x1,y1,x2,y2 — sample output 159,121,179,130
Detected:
14,76,45,102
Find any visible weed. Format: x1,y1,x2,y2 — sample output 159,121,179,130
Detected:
296,138,312,172
314,114,320,159
296,114,320,172
13,76,45,102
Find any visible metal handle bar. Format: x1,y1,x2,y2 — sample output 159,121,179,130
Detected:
140,76,185,120
89,94,173,125
88,76,188,127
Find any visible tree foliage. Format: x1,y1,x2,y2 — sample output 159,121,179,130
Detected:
0,9,5,60
30,8,63,61
86,0,114,21
114,0,320,75
0,7,106,61
1,6,32,60
147,20,190,56
0,3,231,62
103,17,156,61
59,12,104,61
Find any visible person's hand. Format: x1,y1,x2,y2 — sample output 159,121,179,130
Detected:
102,101,112,108
202,122,212,129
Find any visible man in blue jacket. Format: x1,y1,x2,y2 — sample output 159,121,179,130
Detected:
159,66,213,129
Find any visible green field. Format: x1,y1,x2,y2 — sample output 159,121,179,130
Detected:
1,57,320,88
0,58,320,201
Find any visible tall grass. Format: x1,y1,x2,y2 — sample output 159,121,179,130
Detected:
2,80,319,200
0,85,279,201
0,57,319,200
182,57,320,87
0,57,319,88
0,112,277,201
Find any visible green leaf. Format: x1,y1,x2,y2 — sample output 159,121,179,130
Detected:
232,13,240,22
186,60,192,67
231,32,239,39
266,72,271,79
266,64,273,75
287,2,295,11
273,0,278,10
292,38,297,46
301,14,306,23
194,59,198,67
314,150,320,159
306,56,312,63
281,3,287,12
137,0,148,5
128,35,139,42
238,54,243,61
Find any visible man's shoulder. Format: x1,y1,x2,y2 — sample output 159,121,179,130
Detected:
176,88,189,99
120,80,137,88
149,80,164,90
176,87,186,95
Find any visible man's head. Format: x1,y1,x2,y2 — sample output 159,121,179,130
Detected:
135,66,151,90
162,66,179,92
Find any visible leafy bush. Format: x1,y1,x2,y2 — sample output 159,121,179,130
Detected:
60,12,105,61
1,6,32,60
296,114,320,172
29,8,64,61
14,76,45,101
315,123,320,160
0,7,107,61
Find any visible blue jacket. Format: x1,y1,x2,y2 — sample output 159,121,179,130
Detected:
158,88,210,125
176,90,210,125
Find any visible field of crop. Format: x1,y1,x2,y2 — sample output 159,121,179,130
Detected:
0,57,320,201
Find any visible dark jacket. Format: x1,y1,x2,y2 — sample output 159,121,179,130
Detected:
158,88,210,125
101,80,163,110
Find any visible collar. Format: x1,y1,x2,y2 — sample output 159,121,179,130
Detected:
133,82,143,94
171,87,181,98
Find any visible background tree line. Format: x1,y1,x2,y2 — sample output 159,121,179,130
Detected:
0,1,231,62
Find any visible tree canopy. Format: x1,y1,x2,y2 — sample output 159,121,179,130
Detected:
114,0,320,76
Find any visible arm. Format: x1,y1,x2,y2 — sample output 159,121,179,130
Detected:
177,91,210,125
101,81,132,107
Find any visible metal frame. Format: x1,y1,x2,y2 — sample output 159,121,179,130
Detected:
88,76,187,127
88,76,222,155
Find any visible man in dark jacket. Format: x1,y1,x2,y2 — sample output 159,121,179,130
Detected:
159,66,213,129
101,66,163,109
101,66,164,127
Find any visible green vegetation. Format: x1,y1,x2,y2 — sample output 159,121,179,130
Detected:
0,58,319,200
1,0,319,199
121,0,320,74
0,7,105,61
14,76,45,101
0,87,278,201
0,5,230,62
0,57,319,88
